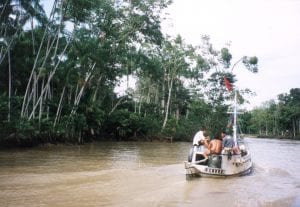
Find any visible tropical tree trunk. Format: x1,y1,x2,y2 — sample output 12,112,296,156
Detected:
53,86,66,127
265,121,268,135
8,47,11,122
293,119,296,138
21,26,49,118
28,42,70,120
92,76,103,102
70,63,96,117
21,0,60,118
161,68,166,114
176,105,179,124
38,78,45,127
298,119,300,136
162,76,174,131
109,97,126,116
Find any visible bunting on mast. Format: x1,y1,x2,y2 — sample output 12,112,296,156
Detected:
224,76,233,91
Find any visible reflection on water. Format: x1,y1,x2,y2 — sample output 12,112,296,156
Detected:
0,138,300,207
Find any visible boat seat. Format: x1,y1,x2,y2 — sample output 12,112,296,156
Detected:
208,155,222,168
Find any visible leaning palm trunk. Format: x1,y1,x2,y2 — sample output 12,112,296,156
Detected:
23,32,60,118
21,0,60,118
65,63,96,144
21,24,50,118
8,47,11,121
53,86,66,127
38,78,45,126
28,42,70,120
162,76,174,131
69,63,96,117
92,76,103,102
109,97,126,116
0,28,20,65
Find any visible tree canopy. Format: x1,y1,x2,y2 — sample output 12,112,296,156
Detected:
0,0,263,147
242,88,300,139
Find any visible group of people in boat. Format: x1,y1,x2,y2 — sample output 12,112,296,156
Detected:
192,126,240,159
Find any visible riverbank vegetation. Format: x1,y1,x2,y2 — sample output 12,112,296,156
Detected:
241,88,300,139
0,0,264,147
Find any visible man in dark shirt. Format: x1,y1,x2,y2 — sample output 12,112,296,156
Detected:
221,131,234,149
221,130,240,154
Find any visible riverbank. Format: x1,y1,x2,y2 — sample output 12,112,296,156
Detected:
0,132,177,149
2,131,300,149
244,134,300,140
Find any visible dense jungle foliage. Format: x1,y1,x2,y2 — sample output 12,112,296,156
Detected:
241,88,300,139
1,0,296,147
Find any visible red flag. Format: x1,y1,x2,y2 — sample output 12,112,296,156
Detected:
224,76,233,91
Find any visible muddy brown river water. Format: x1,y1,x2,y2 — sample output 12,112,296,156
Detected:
0,138,300,207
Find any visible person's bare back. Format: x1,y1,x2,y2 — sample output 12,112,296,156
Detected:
209,139,222,154
203,137,222,158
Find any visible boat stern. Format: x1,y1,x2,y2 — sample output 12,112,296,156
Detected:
184,161,201,175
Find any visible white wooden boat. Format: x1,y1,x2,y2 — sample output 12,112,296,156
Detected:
184,91,252,178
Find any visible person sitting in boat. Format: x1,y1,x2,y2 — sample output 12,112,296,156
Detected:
192,127,209,151
221,130,240,154
203,133,222,159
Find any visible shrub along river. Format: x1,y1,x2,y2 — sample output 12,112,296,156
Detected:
0,138,300,207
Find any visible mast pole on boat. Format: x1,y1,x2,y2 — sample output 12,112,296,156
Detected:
233,90,238,146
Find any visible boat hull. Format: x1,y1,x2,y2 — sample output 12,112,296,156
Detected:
184,152,252,178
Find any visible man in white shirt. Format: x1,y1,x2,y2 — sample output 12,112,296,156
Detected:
193,130,205,146
192,127,208,151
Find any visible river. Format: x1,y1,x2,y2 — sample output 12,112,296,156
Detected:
0,138,300,207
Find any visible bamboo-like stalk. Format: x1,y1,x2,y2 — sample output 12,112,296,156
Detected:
21,0,58,118
162,75,174,131
69,63,96,117
92,76,103,102
38,78,45,128
109,97,126,116
28,42,70,120
21,32,59,118
161,49,183,131
0,27,21,65
138,92,143,115
8,46,11,122
21,27,48,117
31,17,36,55
161,67,166,113
53,86,66,127
32,72,37,119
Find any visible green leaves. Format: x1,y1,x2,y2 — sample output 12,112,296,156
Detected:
245,88,300,138
242,56,259,73
220,47,232,68
0,0,265,144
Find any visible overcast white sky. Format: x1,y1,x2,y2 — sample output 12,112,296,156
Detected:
162,0,300,109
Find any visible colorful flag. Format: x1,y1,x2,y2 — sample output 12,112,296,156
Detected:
224,76,233,91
